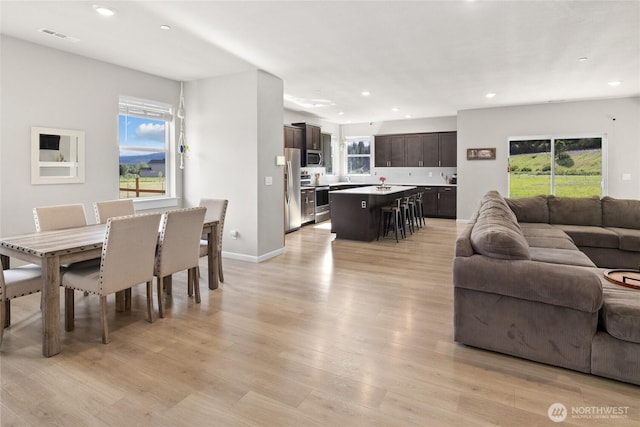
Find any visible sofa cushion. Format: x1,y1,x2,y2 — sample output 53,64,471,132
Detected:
471,215,530,260
453,256,602,313
548,195,602,226
520,223,573,239
602,196,640,229
606,227,640,252
479,190,521,225
553,224,619,248
478,202,522,234
519,222,554,231
529,247,596,267
506,195,549,223
600,278,640,344
526,236,579,250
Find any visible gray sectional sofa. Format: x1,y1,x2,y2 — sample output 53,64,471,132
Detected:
453,191,640,385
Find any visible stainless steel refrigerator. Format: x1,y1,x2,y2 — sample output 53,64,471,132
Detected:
284,148,301,233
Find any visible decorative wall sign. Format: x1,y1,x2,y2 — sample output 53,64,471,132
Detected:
467,148,496,160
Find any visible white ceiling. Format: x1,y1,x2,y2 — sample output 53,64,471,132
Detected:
2,1,638,124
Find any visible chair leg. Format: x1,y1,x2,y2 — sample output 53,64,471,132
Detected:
100,296,110,344
218,254,224,283
393,211,399,242
3,300,10,328
0,300,4,346
65,288,75,332
164,276,173,296
115,290,125,312
187,273,194,297
146,281,154,323
192,268,201,304
157,277,165,318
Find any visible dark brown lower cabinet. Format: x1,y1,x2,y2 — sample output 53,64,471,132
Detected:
418,186,456,219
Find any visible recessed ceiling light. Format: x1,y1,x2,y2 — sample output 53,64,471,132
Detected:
608,80,621,86
391,107,399,112
361,91,371,96
485,93,496,98
578,57,589,62
405,114,412,119
338,112,345,116
160,25,171,30
94,5,115,16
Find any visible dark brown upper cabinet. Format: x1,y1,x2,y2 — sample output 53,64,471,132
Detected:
375,131,457,168
284,125,304,150
292,123,321,150
375,135,405,167
438,132,457,167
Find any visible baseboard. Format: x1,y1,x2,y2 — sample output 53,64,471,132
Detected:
222,247,285,263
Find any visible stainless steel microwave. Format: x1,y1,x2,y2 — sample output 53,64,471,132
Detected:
306,149,323,166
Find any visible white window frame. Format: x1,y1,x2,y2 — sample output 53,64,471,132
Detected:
507,133,608,197
118,96,177,209
344,136,372,176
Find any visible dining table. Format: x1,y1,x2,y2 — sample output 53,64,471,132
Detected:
0,219,219,357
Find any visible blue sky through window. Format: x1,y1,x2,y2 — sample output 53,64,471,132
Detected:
119,115,166,158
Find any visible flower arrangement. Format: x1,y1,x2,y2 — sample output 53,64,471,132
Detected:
379,176,386,186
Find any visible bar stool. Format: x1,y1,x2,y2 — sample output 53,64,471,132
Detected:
378,198,405,242
401,196,416,234
414,192,425,228
410,193,422,230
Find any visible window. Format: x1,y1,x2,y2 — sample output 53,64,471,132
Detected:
345,136,371,175
118,97,173,199
508,135,605,198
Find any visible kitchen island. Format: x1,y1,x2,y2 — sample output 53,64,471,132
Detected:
330,185,417,241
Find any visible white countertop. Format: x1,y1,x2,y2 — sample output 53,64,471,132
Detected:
330,185,417,195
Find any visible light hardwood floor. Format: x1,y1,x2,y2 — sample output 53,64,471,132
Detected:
1,219,638,426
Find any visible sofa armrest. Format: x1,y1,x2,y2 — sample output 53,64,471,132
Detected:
453,255,603,312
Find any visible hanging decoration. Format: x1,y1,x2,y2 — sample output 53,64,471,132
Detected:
177,81,188,169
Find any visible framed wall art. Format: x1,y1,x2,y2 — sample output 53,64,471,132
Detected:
467,147,496,160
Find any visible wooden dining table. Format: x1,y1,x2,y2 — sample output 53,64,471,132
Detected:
0,219,219,357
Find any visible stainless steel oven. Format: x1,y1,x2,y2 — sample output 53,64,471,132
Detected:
314,186,330,223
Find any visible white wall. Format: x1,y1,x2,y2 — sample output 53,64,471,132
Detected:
0,36,180,235
183,70,284,262
457,97,640,220
257,71,285,256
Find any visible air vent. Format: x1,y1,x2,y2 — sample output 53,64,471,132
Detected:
38,28,79,42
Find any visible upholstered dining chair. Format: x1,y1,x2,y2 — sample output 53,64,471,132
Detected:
198,199,228,283
34,203,95,302
0,264,42,338
93,199,137,310
33,203,87,232
155,207,207,318
93,199,135,224
61,213,162,344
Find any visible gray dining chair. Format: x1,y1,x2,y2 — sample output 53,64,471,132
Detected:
0,264,42,338
61,213,162,344
198,199,228,283
155,207,207,318
93,199,135,224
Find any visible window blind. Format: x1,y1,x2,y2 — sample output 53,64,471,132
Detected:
119,96,173,121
